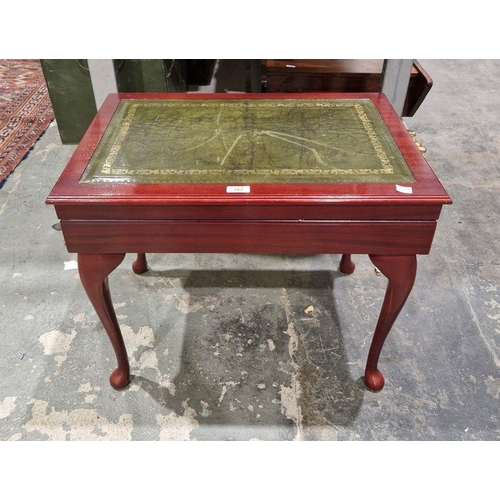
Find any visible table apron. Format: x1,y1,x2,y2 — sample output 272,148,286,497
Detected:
53,203,445,221
61,220,437,255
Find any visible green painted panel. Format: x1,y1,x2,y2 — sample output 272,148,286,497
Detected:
41,59,97,145
81,98,415,184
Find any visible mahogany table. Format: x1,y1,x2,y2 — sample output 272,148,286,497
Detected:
46,92,451,392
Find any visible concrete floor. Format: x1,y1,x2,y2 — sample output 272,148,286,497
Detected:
0,59,499,441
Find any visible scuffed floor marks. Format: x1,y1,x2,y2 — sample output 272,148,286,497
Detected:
148,270,365,438
165,297,294,430
156,400,199,440
279,285,365,434
485,376,500,399
23,399,133,440
121,324,155,354
38,329,77,368
0,397,17,420
279,290,304,439
121,324,176,396
77,383,102,404
39,329,77,355
279,379,302,438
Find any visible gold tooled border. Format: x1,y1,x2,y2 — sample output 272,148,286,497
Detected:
92,99,407,181
101,103,138,175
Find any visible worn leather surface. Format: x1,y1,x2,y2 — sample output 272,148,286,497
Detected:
81,99,415,184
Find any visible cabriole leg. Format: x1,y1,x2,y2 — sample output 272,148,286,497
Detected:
339,254,355,274
365,255,417,392
132,253,148,274
78,253,130,389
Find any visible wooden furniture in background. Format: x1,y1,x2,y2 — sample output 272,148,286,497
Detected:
261,60,433,116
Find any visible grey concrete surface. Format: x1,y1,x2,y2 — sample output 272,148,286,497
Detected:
0,59,498,441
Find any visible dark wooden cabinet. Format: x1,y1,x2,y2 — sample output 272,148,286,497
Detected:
261,60,433,116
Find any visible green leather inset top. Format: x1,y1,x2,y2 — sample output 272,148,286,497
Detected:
80,99,415,184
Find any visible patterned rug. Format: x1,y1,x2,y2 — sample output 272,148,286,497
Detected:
0,59,54,186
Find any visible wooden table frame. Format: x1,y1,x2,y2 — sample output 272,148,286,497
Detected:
46,92,451,392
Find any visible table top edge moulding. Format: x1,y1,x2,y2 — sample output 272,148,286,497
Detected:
46,92,452,209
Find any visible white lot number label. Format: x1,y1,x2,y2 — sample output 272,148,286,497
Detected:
226,186,251,194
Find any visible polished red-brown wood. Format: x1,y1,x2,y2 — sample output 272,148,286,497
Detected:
46,92,450,215
78,253,130,389
365,255,417,391
46,93,452,393
132,253,148,274
52,203,444,222
339,254,355,275
61,220,437,255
